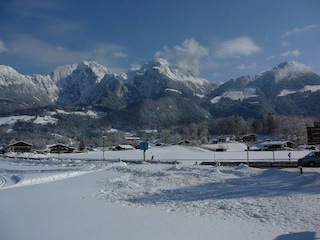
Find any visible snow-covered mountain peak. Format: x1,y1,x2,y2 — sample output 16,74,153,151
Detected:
0,65,20,77
151,58,210,87
76,61,111,83
0,65,27,82
51,61,112,84
51,64,78,81
0,65,32,86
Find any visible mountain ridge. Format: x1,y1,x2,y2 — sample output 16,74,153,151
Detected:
0,60,320,126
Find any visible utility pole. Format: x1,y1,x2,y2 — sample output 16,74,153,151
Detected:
102,135,107,161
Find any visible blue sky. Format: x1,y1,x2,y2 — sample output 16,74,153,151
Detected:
0,0,319,82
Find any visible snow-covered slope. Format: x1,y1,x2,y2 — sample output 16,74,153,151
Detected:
0,65,57,101
208,61,320,118
211,88,258,103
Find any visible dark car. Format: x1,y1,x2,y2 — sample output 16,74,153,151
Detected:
298,151,320,167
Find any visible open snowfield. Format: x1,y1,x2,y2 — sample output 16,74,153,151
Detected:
0,144,319,240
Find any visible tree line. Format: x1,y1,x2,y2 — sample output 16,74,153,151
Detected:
0,113,317,150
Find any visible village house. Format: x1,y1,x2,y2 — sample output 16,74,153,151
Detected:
242,133,258,143
48,144,75,153
260,140,295,151
6,141,33,153
112,145,135,151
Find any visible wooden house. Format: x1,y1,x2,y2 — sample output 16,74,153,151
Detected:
48,144,75,153
261,141,295,151
242,133,258,143
6,141,33,153
112,145,135,151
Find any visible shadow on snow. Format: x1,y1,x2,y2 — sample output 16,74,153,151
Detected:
128,169,320,203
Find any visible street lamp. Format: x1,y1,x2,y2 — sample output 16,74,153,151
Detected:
102,135,107,161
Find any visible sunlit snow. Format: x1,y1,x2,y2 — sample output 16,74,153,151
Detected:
0,145,319,240
211,88,258,104
277,85,320,97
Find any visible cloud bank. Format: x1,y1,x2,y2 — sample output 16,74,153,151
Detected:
214,37,261,58
275,61,311,82
154,38,208,77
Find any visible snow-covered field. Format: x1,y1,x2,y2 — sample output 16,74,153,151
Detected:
0,144,319,240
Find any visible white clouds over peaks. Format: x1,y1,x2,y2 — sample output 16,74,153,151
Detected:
214,37,261,58
154,38,208,77
274,61,311,82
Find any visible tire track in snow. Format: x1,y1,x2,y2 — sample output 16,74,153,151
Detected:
0,175,7,188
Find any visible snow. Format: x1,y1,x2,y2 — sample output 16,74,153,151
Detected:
0,115,35,125
277,85,320,97
211,88,258,103
0,110,98,126
165,88,183,94
54,109,98,117
0,144,319,240
0,115,58,126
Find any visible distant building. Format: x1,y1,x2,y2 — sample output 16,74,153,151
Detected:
7,141,33,153
125,136,140,141
242,133,257,143
48,144,75,153
215,135,236,143
178,140,191,145
112,145,135,151
260,141,295,151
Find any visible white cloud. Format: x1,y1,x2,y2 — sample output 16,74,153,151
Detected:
266,55,275,61
214,37,261,58
281,24,317,47
8,35,85,64
6,34,128,71
113,52,128,58
0,39,8,53
274,62,311,82
130,63,141,71
282,24,317,38
237,62,257,70
154,38,208,77
281,49,300,57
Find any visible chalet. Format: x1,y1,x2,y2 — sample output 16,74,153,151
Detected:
217,135,229,143
260,141,295,151
242,133,258,143
48,144,75,153
6,141,33,153
112,145,135,151
216,135,236,143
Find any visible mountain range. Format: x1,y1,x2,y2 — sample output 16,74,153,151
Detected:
1,59,320,129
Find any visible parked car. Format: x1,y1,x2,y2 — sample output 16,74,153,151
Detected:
298,151,320,167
